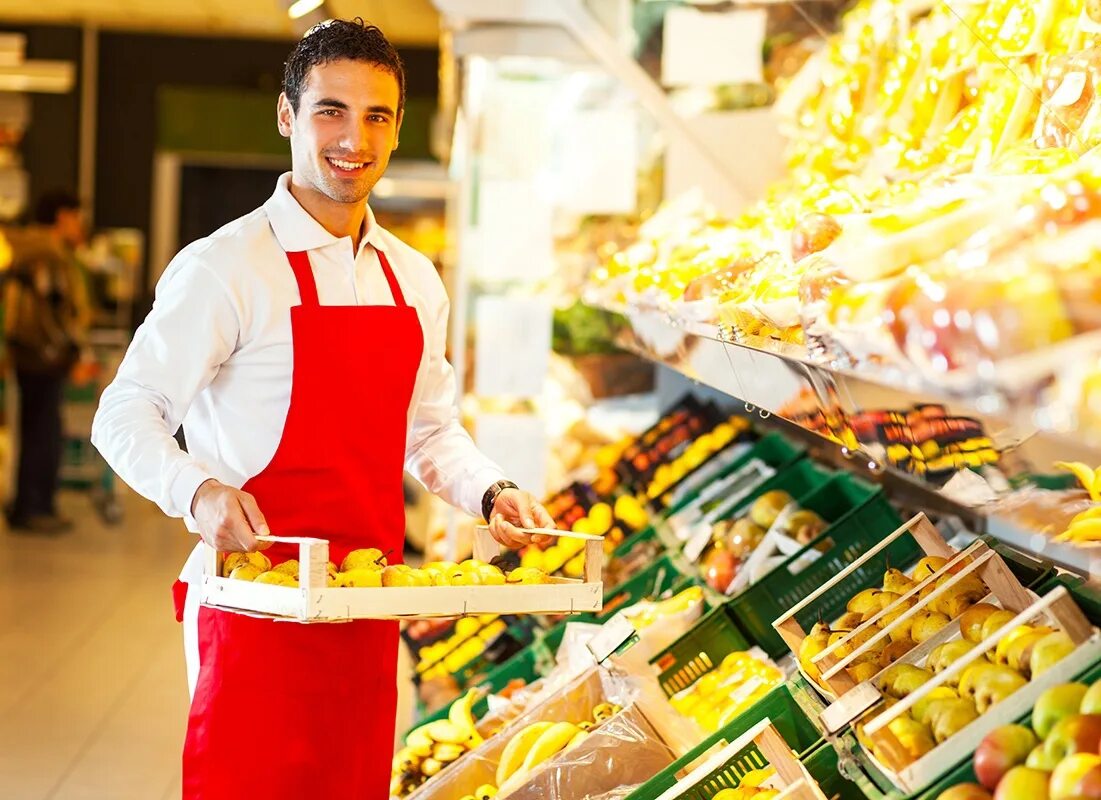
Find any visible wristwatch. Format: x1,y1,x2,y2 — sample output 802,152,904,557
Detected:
482,480,519,522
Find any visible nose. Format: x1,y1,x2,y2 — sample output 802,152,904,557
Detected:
337,116,372,156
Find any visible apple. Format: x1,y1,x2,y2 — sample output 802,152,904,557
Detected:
1051,753,1101,800
791,213,843,263
974,725,1039,790
937,783,993,800
1031,632,1075,678
1033,684,1090,739
994,767,1050,800
1042,715,1101,761
1026,744,1059,772
702,547,739,593
1082,679,1101,715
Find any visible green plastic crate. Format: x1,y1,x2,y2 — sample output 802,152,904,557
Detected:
805,741,876,800
650,604,752,697
625,683,824,800
979,536,1054,589
726,475,906,658
663,433,806,519
700,456,831,524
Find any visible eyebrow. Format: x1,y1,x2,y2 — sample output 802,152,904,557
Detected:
312,98,395,117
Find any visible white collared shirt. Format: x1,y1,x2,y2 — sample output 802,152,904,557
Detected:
92,173,505,557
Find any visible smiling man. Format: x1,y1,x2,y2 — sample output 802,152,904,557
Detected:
91,19,553,799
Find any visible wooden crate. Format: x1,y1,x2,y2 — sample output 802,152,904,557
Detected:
858,585,1098,794
651,718,829,800
198,528,603,621
772,514,1033,704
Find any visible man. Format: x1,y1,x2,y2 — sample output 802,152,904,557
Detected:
5,190,90,533
91,20,553,799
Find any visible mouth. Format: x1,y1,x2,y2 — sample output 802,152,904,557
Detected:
325,156,372,177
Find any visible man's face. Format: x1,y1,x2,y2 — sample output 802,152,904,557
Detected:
56,207,85,249
278,59,403,205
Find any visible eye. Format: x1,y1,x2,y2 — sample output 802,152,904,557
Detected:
318,109,340,117
368,114,388,123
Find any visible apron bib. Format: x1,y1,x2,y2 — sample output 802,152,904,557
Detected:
180,246,423,799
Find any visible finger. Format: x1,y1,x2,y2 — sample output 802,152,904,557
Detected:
491,516,528,549
532,534,555,547
533,504,556,529
225,505,259,553
237,493,272,550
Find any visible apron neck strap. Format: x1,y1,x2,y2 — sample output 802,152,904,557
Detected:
284,248,409,309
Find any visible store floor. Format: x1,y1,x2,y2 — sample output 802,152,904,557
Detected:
0,486,415,799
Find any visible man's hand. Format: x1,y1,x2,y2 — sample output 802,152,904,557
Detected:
488,488,556,549
191,479,271,553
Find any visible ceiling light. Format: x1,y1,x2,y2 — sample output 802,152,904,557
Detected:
287,0,325,19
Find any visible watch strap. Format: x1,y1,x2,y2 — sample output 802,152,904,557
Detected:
482,480,519,522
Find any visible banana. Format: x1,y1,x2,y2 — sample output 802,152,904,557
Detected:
1073,506,1101,523
520,721,581,773
577,720,593,731
448,689,484,747
567,730,588,749
405,727,434,758
392,747,420,773
474,784,498,799
495,722,553,787
1056,517,1101,542
421,757,444,777
425,719,469,745
592,702,617,722
1055,461,1101,501
433,742,466,763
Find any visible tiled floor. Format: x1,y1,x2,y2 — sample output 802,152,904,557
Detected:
0,487,415,800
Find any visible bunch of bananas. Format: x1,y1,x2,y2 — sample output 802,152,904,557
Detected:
1053,461,1101,544
622,586,705,631
390,690,483,797
713,768,780,800
494,703,622,794
669,651,783,733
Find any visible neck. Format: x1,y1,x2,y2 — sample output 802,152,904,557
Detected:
288,176,368,250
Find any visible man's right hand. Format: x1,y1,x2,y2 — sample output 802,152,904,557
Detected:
191,479,271,552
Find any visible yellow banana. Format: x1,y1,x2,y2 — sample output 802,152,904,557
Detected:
520,721,581,772
433,742,466,763
567,730,588,749
1056,517,1101,542
1072,506,1101,524
495,722,553,787
425,719,468,745
592,702,617,722
405,727,434,757
1055,461,1101,501
421,757,444,777
448,689,484,747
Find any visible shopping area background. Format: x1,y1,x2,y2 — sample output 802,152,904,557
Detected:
8,0,1101,799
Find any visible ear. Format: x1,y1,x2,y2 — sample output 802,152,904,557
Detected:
277,92,294,138
393,108,404,151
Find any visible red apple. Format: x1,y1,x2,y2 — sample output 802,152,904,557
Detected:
994,767,1050,800
702,547,738,593
791,213,842,263
975,725,1039,790
1051,754,1101,800
938,783,994,800
1081,679,1101,715
1043,715,1101,762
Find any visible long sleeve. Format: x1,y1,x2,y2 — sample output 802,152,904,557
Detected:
91,252,239,519
404,285,507,519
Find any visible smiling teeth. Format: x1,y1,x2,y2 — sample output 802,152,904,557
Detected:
330,158,364,169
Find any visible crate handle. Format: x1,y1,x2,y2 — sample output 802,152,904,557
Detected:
818,546,996,681
864,586,1094,738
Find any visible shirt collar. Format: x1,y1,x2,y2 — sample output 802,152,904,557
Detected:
263,172,388,255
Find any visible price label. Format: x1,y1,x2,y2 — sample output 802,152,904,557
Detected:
684,520,716,564
586,613,637,664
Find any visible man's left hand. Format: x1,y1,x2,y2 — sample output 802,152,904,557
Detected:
488,488,556,549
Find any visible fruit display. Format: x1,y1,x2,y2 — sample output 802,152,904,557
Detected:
667,650,785,733
936,677,1101,800
710,768,782,800
621,585,706,632
856,605,1080,773
391,690,485,798
415,615,512,681
797,556,991,693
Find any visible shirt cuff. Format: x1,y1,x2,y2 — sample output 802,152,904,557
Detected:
169,462,217,520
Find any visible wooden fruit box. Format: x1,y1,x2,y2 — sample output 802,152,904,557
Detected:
199,528,603,622
651,718,828,800
857,584,1100,795
772,513,1033,708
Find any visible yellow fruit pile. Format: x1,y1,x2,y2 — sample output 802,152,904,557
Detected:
224,549,551,590
494,703,622,794
857,610,1075,766
669,651,784,733
646,419,747,501
798,557,989,690
622,585,705,630
712,767,781,800
519,532,591,579
1053,461,1101,544
391,690,484,798
415,615,509,679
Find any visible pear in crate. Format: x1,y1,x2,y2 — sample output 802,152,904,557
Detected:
878,605,916,642
861,592,903,623
878,663,934,698
912,687,960,726
223,551,271,576
959,662,1002,703
931,575,988,618
927,640,976,677
849,658,881,683
912,556,949,582
798,622,832,684
911,611,951,643
960,604,1001,643
972,665,1028,713
836,611,866,630
888,716,937,759
994,626,1050,665
879,639,916,669
980,610,1017,643
930,697,980,743
848,588,887,616
884,567,918,595
1031,631,1076,678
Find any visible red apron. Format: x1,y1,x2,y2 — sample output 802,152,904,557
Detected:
179,246,423,799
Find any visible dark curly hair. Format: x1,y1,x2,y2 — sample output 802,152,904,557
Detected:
283,18,406,114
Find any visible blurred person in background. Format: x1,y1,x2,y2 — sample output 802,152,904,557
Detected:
4,190,92,533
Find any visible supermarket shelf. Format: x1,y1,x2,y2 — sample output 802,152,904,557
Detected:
986,514,1101,582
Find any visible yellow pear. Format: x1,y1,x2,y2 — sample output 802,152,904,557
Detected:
223,551,271,576
254,571,297,587
341,548,385,572
228,564,264,581
912,556,949,582
339,568,383,587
